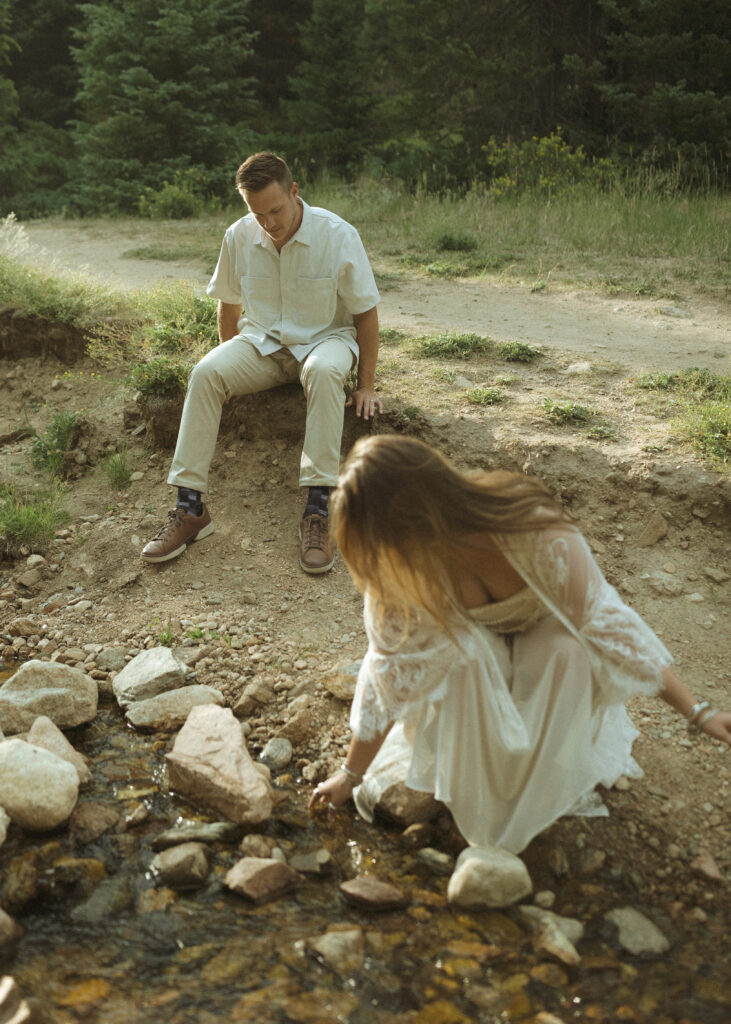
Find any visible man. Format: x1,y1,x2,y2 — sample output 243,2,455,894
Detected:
141,152,382,574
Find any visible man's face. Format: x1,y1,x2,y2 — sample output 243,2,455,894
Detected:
239,180,301,247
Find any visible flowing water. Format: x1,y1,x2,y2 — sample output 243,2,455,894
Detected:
0,665,727,1024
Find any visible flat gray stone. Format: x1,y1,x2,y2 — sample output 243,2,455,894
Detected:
604,907,670,955
112,647,187,709
340,876,409,911
0,660,98,734
125,685,224,732
260,737,293,771
150,842,210,889
224,857,301,903
96,647,129,672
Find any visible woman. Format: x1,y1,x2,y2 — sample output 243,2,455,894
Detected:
309,436,730,854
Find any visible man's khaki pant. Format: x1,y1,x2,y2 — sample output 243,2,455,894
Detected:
167,335,354,493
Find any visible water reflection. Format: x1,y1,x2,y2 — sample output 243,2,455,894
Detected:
0,686,728,1022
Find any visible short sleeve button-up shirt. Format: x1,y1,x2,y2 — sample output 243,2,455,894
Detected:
206,199,380,362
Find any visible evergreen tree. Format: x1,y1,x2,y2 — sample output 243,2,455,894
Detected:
360,0,606,188
565,0,731,182
72,0,257,213
284,0,370,174
0,0,80,217
0,0,17,126
246,0,313,122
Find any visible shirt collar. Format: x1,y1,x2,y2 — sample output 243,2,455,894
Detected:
253,198,312,250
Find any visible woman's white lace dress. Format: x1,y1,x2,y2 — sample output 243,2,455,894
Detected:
350,525,673,854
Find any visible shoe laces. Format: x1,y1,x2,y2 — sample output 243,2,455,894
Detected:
151,507,186,541
302,513,328,551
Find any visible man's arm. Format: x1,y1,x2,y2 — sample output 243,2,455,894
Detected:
346,305,383,420
218,301,242,343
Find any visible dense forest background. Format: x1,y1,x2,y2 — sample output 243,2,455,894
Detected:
0,0,729,218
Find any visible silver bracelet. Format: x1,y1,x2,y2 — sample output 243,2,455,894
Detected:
696,707,719,730
340,763,363,785
686,700,710,732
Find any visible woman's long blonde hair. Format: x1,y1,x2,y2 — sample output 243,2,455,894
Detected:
332,435,568,629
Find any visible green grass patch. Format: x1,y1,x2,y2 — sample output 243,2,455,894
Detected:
499,341,541,363
542,399,594,425
104,446,132,489
675,401,730,464
636,367,731,465
121,245,202,262
414,332,493,360
399,252,515,279
30,411,82,477
379,327,410,346
586,422,618,440
635,367,730,400
0,485,69,557
467,387,506,406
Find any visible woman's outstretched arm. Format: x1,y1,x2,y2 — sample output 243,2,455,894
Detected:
308,728,391,810
658,666,731,746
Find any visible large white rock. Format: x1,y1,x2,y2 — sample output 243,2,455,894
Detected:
27,715,92,785
0,661,98,734
166,705,273,824
447,846,532,909
112,647,187,709
125,686,225,732
0,738,79,831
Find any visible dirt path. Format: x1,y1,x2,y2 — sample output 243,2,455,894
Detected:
20,220,731,373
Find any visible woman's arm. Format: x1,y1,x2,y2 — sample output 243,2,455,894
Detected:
308,727,391,810
659,666,731,746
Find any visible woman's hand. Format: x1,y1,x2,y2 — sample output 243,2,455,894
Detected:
308,770,354,811
701,709,731,746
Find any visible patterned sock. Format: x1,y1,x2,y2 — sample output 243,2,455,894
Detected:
304,486,330,518
176,486,203,517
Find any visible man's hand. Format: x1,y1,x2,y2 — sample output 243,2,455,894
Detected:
346,386,383,420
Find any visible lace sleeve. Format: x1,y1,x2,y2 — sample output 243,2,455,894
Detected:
349,593,473,740
505,527,673,701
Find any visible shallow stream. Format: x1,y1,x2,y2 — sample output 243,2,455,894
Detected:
0,664,727,1024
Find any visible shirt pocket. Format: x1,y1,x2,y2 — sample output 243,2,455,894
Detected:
241,275,281,327
295,276,337,330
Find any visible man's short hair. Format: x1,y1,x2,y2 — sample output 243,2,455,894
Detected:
235,152,293,193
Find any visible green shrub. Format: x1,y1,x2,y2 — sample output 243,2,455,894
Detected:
542,399,593,425
104,446,132,489
128,356,191,397
500,341,541,363
467,387,506,406
481,130,615,198
0,485,69,557
435,231,478,252
138,172,207,219
30,411,82,477
145,296,218,354
415,332,493,360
